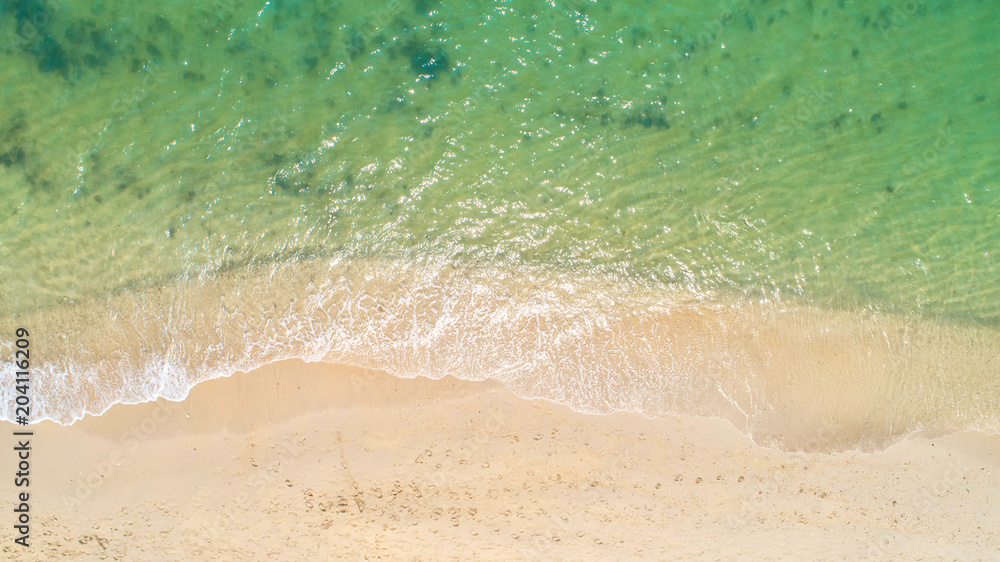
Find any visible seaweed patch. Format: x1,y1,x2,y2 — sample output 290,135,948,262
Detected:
409,45,450,79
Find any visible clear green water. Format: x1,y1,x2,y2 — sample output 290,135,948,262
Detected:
0,0,998,447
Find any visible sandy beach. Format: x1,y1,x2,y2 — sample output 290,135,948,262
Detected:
2,359,997,560
2,0,999,560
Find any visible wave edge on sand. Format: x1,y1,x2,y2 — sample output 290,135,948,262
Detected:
1,257,998,452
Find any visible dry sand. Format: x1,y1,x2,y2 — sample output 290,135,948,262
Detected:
2,359,998,560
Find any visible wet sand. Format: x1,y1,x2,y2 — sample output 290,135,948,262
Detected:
3,359,999,560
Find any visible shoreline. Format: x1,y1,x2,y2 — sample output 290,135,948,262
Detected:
3,359,998,559
3,257,1000,452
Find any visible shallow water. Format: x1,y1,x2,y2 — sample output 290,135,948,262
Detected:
0,0,997,449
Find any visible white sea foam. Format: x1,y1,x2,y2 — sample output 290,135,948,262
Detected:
0,257,998,452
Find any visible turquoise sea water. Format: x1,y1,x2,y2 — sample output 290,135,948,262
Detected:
0,0,997,450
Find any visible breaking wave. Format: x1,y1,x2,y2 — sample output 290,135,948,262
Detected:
1,257,998,453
